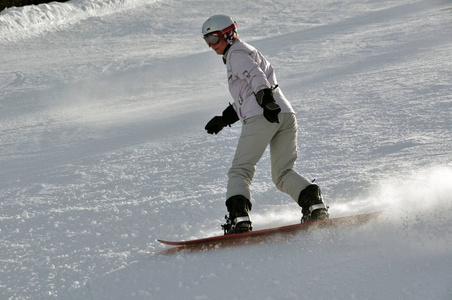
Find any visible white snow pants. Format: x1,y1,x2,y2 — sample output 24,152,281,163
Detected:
226,113,312,204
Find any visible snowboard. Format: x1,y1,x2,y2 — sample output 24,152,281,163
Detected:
157,210,384,253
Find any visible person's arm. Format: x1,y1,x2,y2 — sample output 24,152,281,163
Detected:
230,51,281,123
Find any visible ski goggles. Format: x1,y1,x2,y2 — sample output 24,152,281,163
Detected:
203,32,222,46
203,22,237,46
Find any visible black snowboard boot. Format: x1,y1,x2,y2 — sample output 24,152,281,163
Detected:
298,184,329,223
222,195,252,235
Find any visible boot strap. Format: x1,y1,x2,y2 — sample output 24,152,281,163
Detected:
234,216,251,224
308,203,328,213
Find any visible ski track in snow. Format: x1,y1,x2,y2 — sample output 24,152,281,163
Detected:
1,0,451,299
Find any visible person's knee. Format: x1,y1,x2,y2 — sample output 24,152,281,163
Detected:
272,169,291,189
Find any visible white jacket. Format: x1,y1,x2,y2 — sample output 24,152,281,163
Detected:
223,39,295,122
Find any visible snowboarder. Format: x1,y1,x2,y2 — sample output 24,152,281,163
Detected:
202,15,329,234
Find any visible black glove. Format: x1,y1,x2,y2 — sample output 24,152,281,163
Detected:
205,104,239,134
255,88,281,123
205,116,227,134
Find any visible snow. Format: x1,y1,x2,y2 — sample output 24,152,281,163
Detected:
1,0,451,299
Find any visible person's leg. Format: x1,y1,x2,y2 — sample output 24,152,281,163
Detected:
269,113,312,201
224,115,279,234
270,113,329,222
226,115,279,201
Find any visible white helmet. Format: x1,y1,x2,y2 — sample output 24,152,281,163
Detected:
202,15,237,37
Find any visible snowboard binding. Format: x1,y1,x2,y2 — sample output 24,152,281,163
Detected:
223,195,253,235
298,184,329,223
301,203,329,223
222,214,253,235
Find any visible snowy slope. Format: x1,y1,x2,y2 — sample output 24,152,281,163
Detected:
1,0,451,299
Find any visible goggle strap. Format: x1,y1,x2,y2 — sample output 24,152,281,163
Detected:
220,22,237,35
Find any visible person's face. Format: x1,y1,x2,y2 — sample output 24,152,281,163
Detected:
210,38,227,55
204,32,228,55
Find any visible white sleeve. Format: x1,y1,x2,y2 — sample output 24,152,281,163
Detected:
229,50,271,93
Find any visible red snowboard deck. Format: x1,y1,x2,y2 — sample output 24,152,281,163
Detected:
157,210,383,252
